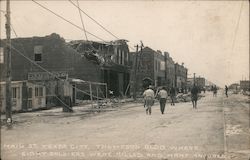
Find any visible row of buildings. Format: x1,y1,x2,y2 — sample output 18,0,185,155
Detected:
0,33,188,112
130,47,188,94
229,80,250,92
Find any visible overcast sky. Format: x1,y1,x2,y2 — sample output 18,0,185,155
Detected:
0,0,249,87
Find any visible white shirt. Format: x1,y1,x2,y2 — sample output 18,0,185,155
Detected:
143,89,154,98
158,89,168,98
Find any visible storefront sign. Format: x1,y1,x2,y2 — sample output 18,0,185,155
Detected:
28,71,68,81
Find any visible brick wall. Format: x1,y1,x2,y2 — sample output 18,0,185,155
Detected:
0,33,101,82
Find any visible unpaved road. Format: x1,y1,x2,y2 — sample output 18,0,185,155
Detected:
1,91,249,160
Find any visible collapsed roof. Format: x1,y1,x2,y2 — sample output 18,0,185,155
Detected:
67,39,128,65
68,40,104,65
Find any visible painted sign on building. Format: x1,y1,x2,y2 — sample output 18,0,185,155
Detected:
28,71,68,81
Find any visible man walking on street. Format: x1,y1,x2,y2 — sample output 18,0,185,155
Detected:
225,85,228,97
191,84,199,109
170,86,176,106
213,85,218,97
157,87,168,114
143,85,155,115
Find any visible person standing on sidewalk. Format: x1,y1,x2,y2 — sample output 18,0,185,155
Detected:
143,85,155,115
191,84,199,109
157,87,168,114
170,86,176,106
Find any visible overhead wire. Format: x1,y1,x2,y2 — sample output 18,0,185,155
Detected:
74,0,101,57
227,1,244,77
32,0,135,51
10,23,32,64
2,0,140,113
32,0,108,65
68,0,136,51
68,0,119,40
231,1,244,53
9,1,136,100
10,24,18,38
31,0,117,64
31,0,107,43
76,0,88,41
69,0,137,93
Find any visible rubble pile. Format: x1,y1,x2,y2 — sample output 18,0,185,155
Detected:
168,93,205,103
242,91,250,96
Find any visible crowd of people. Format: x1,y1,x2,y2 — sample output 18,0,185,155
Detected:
142,84,228,115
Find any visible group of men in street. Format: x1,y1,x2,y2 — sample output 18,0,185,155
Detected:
143,84,199,115
142,84,229,115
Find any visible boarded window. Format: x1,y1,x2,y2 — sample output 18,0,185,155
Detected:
35,87,43,97
34,45,43,62
28,88,32,98
35,87,39,97
12,87,20,99
39,87,43,96
12,87,17,98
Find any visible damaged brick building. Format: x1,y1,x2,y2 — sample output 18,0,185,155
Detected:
0,33,130,110
129,47,168,94
68,39,130,97
129,46,188,93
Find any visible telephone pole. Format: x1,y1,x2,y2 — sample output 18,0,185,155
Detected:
137,41,144,72
132,44,139,99
5,0,12,123
193,73,196,86
131,41,144,100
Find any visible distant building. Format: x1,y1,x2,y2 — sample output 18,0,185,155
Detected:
165,52,175,89
228,83,240,90
240,80,250,91
196,77,206,88
186,78,194,90
187,77,206,91
154,50,166,87
174,63,188,91
129,47,188,94
129,47,166,93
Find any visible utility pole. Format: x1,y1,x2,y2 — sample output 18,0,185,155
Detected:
132,44,139,99
5,0,12,123
136,41,144,73
164,52,167,87
132,42,144,99
193,73,196,86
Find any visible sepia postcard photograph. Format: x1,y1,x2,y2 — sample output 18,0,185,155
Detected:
0,0,249,159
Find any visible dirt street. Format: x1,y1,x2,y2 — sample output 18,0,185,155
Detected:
1,91,249,160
